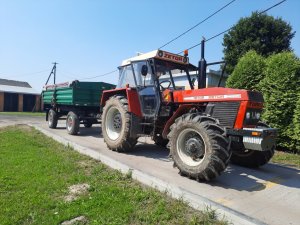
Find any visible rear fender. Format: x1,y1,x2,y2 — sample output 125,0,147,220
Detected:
101,88,142,117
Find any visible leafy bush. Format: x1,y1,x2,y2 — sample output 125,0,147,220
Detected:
226,50,265,91
292,94,300,153
259,52,300,150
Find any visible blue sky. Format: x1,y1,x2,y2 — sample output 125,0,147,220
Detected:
0,0,299,91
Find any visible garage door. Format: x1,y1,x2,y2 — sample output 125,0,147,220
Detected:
23,94,36,112
4,93,18,111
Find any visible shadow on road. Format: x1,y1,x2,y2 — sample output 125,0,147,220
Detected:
121,140,300,192
53,123,300,192
210,163,300,191
55,125,103,138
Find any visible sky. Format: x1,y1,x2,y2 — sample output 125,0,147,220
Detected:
0,0,299,92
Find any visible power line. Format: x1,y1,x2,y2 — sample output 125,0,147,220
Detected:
80,69,118,80
158,0,237,49
178,0,287,54
0,69,50,80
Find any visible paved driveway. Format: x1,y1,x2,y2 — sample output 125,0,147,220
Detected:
1,115,299,225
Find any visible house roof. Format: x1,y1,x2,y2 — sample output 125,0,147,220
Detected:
0,78,39,95
0,78,32,88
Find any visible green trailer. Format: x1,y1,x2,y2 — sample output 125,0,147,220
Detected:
42,80,115,135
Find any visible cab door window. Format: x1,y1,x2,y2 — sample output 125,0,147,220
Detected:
117,65,136,88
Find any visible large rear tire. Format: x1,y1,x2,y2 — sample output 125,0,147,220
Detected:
66,111,80,135
230,122,275,168
48,109,58,129
102,95,137,152
168,114,231,181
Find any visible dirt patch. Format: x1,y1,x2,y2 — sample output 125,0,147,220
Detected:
61,216,87,225
64,183,90,202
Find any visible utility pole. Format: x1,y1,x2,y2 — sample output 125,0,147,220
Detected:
45,62,58,85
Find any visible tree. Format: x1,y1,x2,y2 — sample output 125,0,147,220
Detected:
259,52,300,150
223,12,295,74
226,50,265,91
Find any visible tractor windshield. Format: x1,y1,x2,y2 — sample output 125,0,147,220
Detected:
155,59,194,90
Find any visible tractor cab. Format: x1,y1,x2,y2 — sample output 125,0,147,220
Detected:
117,50,197,118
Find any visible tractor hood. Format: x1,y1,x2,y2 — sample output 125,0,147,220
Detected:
172,87,264,103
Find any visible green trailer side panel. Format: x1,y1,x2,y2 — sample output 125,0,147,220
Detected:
56,88,73,105
42,81,115,107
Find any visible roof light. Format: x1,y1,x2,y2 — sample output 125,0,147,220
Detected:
184,49,188,57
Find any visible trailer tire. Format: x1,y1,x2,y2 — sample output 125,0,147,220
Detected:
168,114,231,181
102,95,137,152
48,109,58,129
66,111,80,135
230,122,275,168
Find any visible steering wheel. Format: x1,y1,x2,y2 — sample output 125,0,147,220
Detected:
159,80,172,91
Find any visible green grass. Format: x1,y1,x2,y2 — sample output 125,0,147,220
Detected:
0,126,227,225
0,112,45,116
271,151,300,168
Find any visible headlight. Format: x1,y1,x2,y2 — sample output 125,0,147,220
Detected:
246,112,251,119
256,112,261,120
245,110,261,120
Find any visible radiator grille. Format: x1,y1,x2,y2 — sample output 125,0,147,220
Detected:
211,102,240,128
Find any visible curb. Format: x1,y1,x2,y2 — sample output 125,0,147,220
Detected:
31,124,267,225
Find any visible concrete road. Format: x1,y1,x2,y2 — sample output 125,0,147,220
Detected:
1,115,300,225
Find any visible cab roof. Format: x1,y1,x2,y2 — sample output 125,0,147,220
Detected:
121,50,192,67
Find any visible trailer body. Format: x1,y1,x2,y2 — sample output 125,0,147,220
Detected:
42,80,115,134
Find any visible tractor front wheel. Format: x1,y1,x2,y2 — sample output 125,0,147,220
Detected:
168,114,231,181
153,135,168,148
230,149,275,168
230,122,275,168
102,95,137,152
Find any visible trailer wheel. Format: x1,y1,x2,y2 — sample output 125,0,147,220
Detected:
230,122,275,168
102,95,137,152
168,114,231,181
66,111,80,135
48,109,58,129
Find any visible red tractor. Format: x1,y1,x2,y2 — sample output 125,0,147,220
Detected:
100,43,277,181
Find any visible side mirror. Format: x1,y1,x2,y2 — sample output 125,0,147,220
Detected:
141,65,148,76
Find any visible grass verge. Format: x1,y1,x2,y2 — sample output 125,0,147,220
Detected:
0,126,227,225
271,151,300,168
0,112,45,116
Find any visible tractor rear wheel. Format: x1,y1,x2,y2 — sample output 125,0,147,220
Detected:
48,109,58,129
230,122,275,168
168,114,231,181
102,95,137,152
